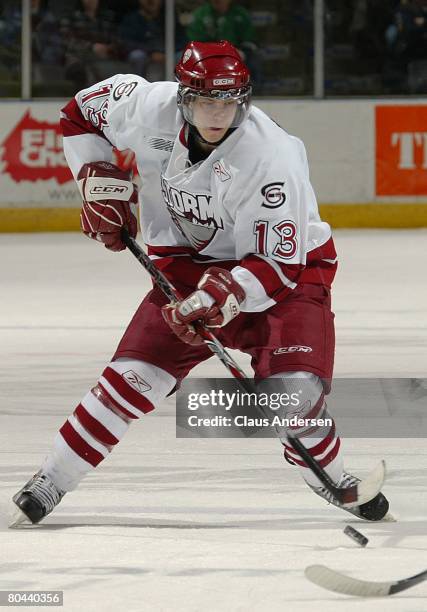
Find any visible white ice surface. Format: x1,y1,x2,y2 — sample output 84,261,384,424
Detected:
1,230,427,612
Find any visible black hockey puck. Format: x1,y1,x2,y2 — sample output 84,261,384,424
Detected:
343,525,368,547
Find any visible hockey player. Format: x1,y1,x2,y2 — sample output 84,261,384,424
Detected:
12,41,389,525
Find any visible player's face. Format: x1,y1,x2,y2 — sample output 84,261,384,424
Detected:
192,96,237,143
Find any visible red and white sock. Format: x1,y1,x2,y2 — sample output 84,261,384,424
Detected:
270,371,344,487
282,408,344,487
41,359,175,491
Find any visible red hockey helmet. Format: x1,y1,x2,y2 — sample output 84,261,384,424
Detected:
175,40,252,129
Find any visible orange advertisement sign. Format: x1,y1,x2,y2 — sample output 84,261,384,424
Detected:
376,105,427,196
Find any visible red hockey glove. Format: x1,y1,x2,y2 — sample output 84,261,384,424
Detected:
162,267,245,345
78,161,138,252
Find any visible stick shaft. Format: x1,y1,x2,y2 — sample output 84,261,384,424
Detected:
122,230,247,379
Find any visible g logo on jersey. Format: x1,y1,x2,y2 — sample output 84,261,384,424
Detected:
261,181,286,208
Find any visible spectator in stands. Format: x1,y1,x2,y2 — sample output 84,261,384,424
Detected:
34,7,66,68
0,2,24,77
349,0,395,68
186,0,258,87
386,0,427,60
61,0,122,90
118,0,185,81
187,0,256,58
384,0,427,91
0,0,50,89
0,1,45,77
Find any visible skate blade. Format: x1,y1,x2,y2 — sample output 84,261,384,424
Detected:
8,503,34,529
356,510,396,523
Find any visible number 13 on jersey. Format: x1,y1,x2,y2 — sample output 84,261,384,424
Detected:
253,220,298,259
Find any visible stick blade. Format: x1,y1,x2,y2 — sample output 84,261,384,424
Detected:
305,565,392,597
342,460,386,508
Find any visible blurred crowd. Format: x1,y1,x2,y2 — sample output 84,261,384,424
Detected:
0,0,426,97
325,0,427,94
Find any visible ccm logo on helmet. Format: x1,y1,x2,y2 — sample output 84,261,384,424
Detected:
182,49,192,63
89,184,129,194
213,78,235,86
273,346,313,354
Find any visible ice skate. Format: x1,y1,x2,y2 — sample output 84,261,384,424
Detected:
10,470,65,527
309,471,394,522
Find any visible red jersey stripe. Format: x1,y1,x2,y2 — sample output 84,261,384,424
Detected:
306,236,337,264
239,255,295,300
60,98,111,142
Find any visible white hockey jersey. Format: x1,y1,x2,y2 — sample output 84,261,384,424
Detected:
60,75,337,312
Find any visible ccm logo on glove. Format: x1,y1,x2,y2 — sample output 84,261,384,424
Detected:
86,181,134,198
78,161,138,252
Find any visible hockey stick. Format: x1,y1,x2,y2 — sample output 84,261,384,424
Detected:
121,229,385,508
120,230,250,387
305,564,427,597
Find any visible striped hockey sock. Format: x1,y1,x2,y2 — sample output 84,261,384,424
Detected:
41,359,175,491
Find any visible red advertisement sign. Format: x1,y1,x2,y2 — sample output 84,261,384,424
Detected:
376,105,427,196
1,110,72,184
1,110,137,184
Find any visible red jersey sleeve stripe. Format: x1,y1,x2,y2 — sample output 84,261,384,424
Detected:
297,237,338,287
239,254,303,301
306,236,337,264
60,98,111,141
299,265,337,287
